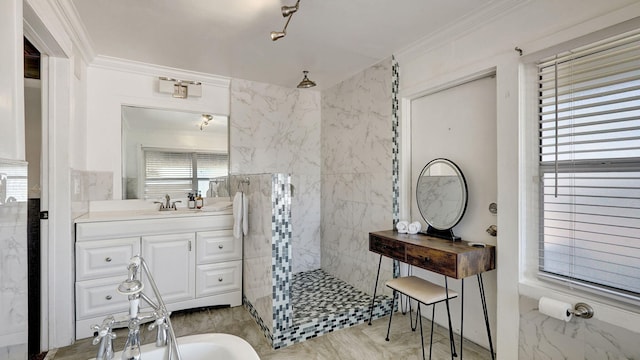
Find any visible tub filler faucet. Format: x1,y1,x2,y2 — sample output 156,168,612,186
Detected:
91,256,182,360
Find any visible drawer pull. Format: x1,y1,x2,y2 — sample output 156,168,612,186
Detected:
105,295,112,300
422,256,431,263
105,257,112,262
218,245,224,249
218,277,223,282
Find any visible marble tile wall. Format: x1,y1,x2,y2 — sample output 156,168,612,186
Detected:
230,79,321,274
320,58,395,296
0,159,28,360
519,295,640,359
70,169,113,219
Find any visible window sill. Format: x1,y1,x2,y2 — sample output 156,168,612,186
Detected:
519,278,640,334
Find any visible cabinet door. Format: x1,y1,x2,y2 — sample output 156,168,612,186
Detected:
141,233,195,304
76,237,140,281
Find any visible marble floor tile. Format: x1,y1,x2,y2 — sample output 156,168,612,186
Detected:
50,306,492,360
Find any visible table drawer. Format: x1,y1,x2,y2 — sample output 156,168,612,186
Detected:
406,244,457,278
369,235,405,260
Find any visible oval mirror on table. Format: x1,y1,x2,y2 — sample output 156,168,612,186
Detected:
416,158,468,241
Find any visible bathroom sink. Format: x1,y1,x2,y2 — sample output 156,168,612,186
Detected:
90,333,260,360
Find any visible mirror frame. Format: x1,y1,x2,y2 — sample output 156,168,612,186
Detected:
415,158,468,241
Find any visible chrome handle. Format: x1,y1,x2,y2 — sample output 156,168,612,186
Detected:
105,295,112,300
105,257,112,262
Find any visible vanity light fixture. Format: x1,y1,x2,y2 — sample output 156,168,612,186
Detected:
158,77,202,98
200,114,213,131
297,70,316,88
270,0,300,41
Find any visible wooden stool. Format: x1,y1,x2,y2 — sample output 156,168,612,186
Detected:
385,276,458,360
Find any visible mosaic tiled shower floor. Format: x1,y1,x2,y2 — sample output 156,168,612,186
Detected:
267,269,393,348
291,269,389,325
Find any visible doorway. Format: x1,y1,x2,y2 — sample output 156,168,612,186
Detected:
24,36,43,359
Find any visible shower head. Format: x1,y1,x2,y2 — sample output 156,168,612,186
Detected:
117,278,144,295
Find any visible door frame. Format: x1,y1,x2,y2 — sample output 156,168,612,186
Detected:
23,0,75,349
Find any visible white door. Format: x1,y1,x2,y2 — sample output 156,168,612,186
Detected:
141,233,195,304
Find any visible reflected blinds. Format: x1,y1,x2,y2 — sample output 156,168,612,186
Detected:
537,29,640,300
144,150,228,200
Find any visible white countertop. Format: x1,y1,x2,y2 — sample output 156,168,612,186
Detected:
74,199,233,223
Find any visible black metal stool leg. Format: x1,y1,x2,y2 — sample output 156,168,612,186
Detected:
460,278,464,360
418,303,425,360
478,274,495,360
368,254,383,325
444,277,457,358
385,290,397,341
429,304,436,360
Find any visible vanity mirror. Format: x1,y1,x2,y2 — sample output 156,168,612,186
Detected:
416,158,468,241
121,106,229,200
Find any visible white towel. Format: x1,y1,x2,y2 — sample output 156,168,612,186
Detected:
407,221,422,235
233,191,248,239
396,220,409,233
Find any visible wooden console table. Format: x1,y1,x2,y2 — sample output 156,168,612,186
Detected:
368,230,496,359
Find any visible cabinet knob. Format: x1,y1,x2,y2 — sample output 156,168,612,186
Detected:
105,257,112,262
105,295,112,300
218,277,223,282
422,256,431,263
218,244,224,249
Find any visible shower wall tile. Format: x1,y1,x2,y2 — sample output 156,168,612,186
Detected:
321,58,394,295
230,79,321,274
518,295,640,359
0,159,28,356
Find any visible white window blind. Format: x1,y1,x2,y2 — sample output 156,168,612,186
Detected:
143,150,229,200
537,29,640,300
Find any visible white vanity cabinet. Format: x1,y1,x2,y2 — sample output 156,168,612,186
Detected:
141,233,195,304
74,212,240,339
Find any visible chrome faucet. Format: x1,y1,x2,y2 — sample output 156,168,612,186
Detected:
154,194,181,211
92,256,182,360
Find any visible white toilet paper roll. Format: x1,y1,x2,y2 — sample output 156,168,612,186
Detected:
538,297,572,322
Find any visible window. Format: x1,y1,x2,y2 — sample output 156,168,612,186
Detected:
143,149,228,200
537,29,640,301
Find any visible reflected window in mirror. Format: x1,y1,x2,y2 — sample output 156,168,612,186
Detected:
140,149,228,200
122,106,229,200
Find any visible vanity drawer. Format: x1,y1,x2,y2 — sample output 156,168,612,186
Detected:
369,235,405,260
76,237,140,281
195,260,242,298
76,276,129,319
196,230,241,264
405,244,457,278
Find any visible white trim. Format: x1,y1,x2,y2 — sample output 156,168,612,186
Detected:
91,56,231,88
23,0,72,57
395,0,530,63
54,0,96,63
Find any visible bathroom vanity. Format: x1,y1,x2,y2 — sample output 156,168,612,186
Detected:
74,209,241,339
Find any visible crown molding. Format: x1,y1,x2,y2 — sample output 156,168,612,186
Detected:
51,0,96,63
395,0,531,62
91,55,231,88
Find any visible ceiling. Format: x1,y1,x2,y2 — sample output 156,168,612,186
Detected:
69,0,510,89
